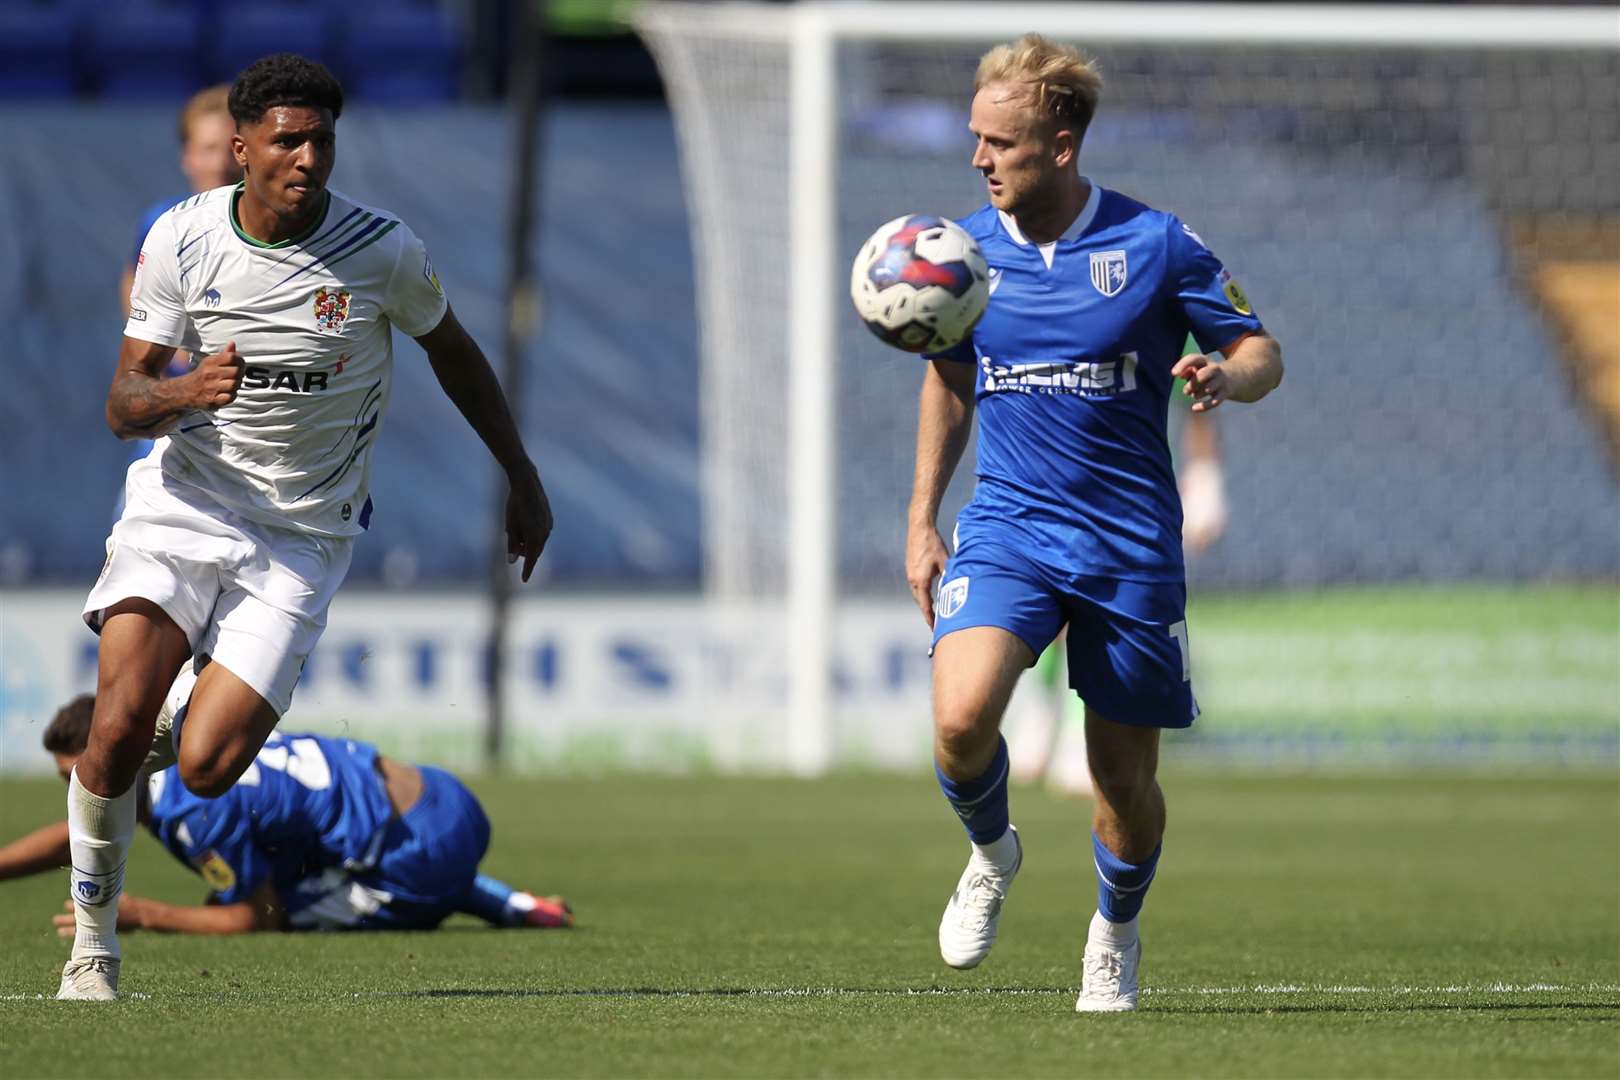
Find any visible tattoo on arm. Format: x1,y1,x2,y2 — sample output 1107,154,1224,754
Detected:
107,338,189,438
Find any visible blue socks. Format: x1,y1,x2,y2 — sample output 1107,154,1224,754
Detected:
458,874,524,927
937,740,1162,925
1092,832,1161,923
936,737,1011,845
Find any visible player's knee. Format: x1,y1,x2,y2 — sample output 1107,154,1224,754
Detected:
87,700,157,763
934,704,998,766
177,741,242,798
1086,746,1155,804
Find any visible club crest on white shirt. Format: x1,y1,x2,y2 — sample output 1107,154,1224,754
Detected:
937,576,970,620
1089,250,1127,297
312,287,351,333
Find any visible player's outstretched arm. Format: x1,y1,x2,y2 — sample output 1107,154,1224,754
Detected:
107,336,244,438
53,880,285,936
906,360,978,626
0,820,71,882
416,305,553,582
1171,332,1283,413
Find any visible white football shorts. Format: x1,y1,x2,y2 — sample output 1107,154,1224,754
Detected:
83,447,354,717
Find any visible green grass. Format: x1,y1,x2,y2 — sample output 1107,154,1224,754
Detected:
2,771,1616,1077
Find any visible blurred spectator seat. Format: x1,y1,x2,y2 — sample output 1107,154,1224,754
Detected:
338,3,462,102
0,3,79,97
214,3,335,86
86,2,206,99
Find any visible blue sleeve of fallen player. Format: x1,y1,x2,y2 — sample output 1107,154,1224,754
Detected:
1165,216,1264,356
170,800,272,905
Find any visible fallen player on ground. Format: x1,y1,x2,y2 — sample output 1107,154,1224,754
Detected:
1,695,572,935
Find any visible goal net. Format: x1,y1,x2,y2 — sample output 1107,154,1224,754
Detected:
637,2,1620,771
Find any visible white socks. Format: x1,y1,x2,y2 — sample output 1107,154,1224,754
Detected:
973,827,1022,873
1090,908,1140,948
67,769,137,961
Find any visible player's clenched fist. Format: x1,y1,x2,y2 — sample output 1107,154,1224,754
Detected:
190,341,245,409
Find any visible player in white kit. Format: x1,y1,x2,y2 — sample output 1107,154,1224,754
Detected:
58,54,554,1000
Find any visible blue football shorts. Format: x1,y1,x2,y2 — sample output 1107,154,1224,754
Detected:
342,767,491,930
930,536,1199,729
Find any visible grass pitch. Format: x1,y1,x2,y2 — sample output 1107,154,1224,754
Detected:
1,769,1616,1077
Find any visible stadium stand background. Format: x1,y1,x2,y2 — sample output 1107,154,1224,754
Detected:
0,0,1614,594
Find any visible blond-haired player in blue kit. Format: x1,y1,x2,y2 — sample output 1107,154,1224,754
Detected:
59,53,553,1000
907,35,1282,1011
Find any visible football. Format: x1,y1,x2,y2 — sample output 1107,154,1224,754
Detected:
849,214,989,354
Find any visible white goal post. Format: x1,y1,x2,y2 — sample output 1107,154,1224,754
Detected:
635,2,1620,775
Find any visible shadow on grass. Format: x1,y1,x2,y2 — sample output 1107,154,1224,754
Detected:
1156,1002,1619,1017
11,985,1614,1015
285,987,1620,1016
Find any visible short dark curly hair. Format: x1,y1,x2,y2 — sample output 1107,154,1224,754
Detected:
42,695,96,756
229,53,344,128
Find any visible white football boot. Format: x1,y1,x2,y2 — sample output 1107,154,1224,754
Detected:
1074,915,1141,1012
142,656,197,774
937,826,1022,969
57,956,120,1001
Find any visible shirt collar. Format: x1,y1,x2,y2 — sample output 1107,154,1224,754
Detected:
997,177,1102,247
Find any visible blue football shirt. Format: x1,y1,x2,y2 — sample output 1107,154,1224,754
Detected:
144,730,396,909
931,181,1263,580
131,197,177,270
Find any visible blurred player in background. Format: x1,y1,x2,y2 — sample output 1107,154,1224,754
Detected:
119,86,243,320
115,87,243,492
60,54,553,1000
907,36,1281,1011
1009,353,1229,795
1,695,571,933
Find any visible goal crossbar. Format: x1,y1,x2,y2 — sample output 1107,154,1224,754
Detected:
641,3,1620,49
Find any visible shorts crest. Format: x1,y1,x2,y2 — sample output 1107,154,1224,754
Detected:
937,576,970,620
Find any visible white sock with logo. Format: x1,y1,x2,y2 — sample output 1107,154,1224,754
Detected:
67,769,137,961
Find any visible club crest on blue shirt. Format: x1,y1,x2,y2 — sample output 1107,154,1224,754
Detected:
937,576,970,619
1089,250,1128,297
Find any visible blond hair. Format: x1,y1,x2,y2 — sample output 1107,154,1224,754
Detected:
975,34,1102,141
177,85,232,145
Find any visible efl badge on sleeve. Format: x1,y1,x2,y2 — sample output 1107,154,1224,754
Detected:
937,576,970,620
423,256,442,296
1089,250,1128,297
195,851,237,893
1221,271,1253,315
312,287,352,334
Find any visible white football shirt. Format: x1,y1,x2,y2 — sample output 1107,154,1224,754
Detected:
124,184,448,536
